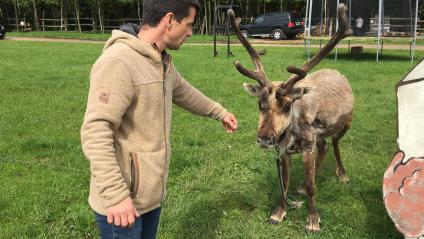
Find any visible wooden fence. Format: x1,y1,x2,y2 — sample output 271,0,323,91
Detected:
1,17,207,33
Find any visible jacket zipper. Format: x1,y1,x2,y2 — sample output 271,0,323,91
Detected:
162,56,171,199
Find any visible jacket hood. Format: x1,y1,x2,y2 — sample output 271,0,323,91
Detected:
103,23,162,63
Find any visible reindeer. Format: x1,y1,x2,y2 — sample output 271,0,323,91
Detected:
228,4,354,232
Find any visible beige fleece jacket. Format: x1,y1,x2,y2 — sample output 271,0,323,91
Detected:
81,30,228,215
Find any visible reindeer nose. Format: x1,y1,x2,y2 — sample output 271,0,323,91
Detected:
256,134,277,148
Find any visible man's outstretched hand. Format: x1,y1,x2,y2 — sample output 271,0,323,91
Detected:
222,112,238,133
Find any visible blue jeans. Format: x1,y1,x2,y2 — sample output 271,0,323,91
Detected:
95,207,161,239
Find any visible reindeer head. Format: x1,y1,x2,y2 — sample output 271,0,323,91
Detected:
228,4,351,148
243,80,310,148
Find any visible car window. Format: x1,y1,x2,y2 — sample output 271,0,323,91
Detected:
255,16,264,24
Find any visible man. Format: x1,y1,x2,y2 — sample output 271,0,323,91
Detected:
80,0,238,238
0,24,6,40
355,16,364,36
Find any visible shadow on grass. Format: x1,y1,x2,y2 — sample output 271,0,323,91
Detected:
178,191,256,239
360,188,404,239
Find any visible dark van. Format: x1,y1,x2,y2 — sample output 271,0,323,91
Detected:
240,12,304,40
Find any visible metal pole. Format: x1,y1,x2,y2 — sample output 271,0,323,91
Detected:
320,0,324,36
412,0,419,63
213,0,217,57
376,0,382,62
335,0,339,61
305,0,310,57
227,3,233,58
349,0,352,30
307,0,313,60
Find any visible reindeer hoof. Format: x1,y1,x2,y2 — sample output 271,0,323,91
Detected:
337,170,350,183
305,214,321,232
270,208,287,224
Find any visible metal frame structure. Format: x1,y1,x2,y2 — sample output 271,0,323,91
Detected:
213,4,238,57
304,0,420,62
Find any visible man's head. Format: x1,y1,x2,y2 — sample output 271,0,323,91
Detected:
142,0,200,50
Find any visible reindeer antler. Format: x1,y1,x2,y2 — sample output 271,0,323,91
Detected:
228,9,269,87
283,3,352,91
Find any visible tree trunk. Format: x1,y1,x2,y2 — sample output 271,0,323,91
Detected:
257,0,260,15
63,0,69,31
409,0,413,35
97,0,104,33
60,0,64,31
31,0,41,31
201,15,206,35
245,0,249,20
280,0,283,12
137,0,142,24
74,0,81,33
42,10,44,31
204,2,208,35
14,0,19,30
324,0,327,35
208,0,211,35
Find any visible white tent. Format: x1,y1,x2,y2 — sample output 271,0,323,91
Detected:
397,58,424,162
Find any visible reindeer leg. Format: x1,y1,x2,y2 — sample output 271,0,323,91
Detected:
298,127,320,232
332,125,350,183
303,148,320,232
270,154,291,224
315,139,328,173
298,139,327,195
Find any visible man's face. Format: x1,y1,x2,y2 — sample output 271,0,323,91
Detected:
165,7,196,50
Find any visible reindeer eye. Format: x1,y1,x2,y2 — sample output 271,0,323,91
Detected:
281,96,292,112
283,101,292,111
258,100,268,111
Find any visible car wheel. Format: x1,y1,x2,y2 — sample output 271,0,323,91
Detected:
272,29,284,40
241,30,249,38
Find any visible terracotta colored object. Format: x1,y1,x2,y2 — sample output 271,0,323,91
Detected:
383,151,424,238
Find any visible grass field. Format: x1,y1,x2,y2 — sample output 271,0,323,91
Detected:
0,40,422,238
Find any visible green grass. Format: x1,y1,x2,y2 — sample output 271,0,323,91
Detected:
0,40,422,238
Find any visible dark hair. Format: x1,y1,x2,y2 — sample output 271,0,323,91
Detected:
142,0,201,27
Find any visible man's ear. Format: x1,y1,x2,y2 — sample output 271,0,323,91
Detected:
292,87,311,100
163,12,175,29
243,83,261,97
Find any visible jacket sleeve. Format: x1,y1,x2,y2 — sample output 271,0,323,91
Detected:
172,66,228,121
81,58,134,208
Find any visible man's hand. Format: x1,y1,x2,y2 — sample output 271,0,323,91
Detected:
107,197,140,227
222,112,238,133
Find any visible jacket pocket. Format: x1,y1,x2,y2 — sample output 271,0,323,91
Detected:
129,151,166,208
129,152,140,199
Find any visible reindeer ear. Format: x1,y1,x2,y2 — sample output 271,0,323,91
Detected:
243,83,262,97
292,87,311,100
